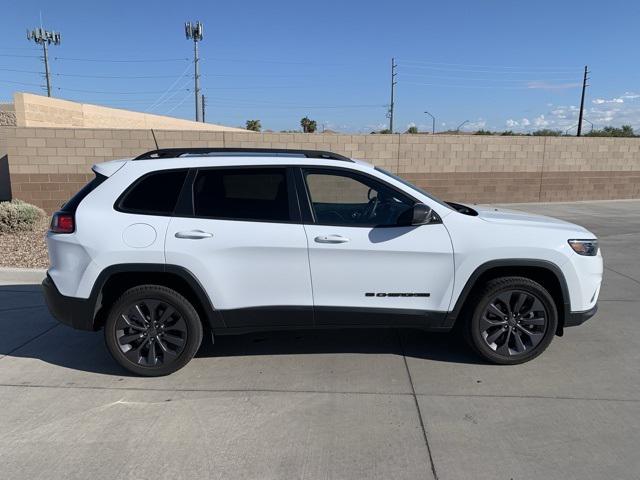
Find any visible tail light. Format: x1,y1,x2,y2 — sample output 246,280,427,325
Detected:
50,212,75,234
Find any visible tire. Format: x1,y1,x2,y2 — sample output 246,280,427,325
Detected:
465,276,557,365
104,285,203,376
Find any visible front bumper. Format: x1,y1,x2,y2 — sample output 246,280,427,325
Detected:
42,274,96,331
565,304,598,327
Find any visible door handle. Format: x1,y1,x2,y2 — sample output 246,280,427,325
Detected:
175,230,213,240
314,234,350,244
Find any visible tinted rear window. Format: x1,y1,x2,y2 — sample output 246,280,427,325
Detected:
119,170,188,215
193,168,291,222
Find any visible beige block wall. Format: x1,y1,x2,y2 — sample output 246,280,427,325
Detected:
1,126,639,212
12,93,246,132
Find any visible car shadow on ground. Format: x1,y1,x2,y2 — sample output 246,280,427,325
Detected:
0,284,484,377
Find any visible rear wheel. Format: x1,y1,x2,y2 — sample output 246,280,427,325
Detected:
104,285,203,376
466,277,557,365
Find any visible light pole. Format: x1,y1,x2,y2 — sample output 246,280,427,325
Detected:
424,111,435,134
583,118,594,133
185,21,204,122
456,120,469,132
26,27,61,97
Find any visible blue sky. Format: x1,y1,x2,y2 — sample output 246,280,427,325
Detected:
1,0,639,133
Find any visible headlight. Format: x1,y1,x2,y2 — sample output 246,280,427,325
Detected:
568,239,599,256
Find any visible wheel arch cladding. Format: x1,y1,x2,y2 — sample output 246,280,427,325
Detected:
445,259,570,335
92,264,223,330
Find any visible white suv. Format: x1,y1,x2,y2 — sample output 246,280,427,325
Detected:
43,148,602,376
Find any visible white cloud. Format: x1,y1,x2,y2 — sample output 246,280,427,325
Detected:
527,92,640,131
506,119,519,128
534,115,549,127
465,119,487,130
521,118,531,127
593,97,624,105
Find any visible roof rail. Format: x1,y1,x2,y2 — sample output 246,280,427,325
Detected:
133,148,353,162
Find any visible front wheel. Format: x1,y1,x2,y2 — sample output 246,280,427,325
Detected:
466,277,557,365
104,285,203,376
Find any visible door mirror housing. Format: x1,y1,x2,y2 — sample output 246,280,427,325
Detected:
411,203,433,225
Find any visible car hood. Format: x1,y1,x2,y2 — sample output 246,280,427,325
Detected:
474,205,592,235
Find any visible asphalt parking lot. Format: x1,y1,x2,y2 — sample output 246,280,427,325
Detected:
0,200,638,480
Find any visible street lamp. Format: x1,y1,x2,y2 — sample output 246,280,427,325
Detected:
424,111,435,134
456,120,469,132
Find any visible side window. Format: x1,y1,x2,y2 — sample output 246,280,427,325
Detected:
119,169,188,215
304,169,415,227
193,168,291,222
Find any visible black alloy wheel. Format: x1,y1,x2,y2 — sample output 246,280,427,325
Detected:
104,285,203,376
466,276,558,365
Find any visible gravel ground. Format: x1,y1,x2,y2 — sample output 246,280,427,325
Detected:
0,218,49,269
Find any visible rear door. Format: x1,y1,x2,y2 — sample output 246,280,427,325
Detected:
165,166,313,328
298,167,454,327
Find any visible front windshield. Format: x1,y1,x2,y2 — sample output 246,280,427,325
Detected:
375,167,453,210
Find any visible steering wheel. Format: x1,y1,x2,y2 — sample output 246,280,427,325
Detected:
362,189,380,220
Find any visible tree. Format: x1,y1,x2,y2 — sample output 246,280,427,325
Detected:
406,126,419,134
585,125,636,137
371,128,392,134
245,120,261,132
474,129,493,135
300,116,317,133
532,129,562,136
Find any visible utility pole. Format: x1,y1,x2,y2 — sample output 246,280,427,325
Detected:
577,65,589,137
424,110,435,134
201,95,206,123
387,58,397,133
185,21,204,122
26,27,61,97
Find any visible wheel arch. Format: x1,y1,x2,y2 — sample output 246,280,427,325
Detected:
90,263,223,331
445,259,570,335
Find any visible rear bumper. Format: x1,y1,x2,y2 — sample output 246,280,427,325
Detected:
42,274,96,331
565,304,598,327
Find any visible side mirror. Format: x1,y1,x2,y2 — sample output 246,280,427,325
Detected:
411,203,433,225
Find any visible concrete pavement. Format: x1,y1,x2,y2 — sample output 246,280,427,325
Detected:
0,200,638,479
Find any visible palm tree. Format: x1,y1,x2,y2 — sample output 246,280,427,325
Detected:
245,120,261,132
300,116,317,133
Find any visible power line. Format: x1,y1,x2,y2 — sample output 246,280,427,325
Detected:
402,81,580,90
0,79,44,87
56,86,190,95
145,61,194,111
53,56,189,63
202,86,310,90
165,91,193,114
0,67,183,79
147,78,193,112
398,58,580,71
401,72,578,82
0,53,41,58
398,63,580,75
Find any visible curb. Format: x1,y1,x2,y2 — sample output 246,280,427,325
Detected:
0,267,47,285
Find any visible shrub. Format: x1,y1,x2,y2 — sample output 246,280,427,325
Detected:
0,199,46,233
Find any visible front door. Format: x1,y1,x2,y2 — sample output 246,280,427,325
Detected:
299,167,454,327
